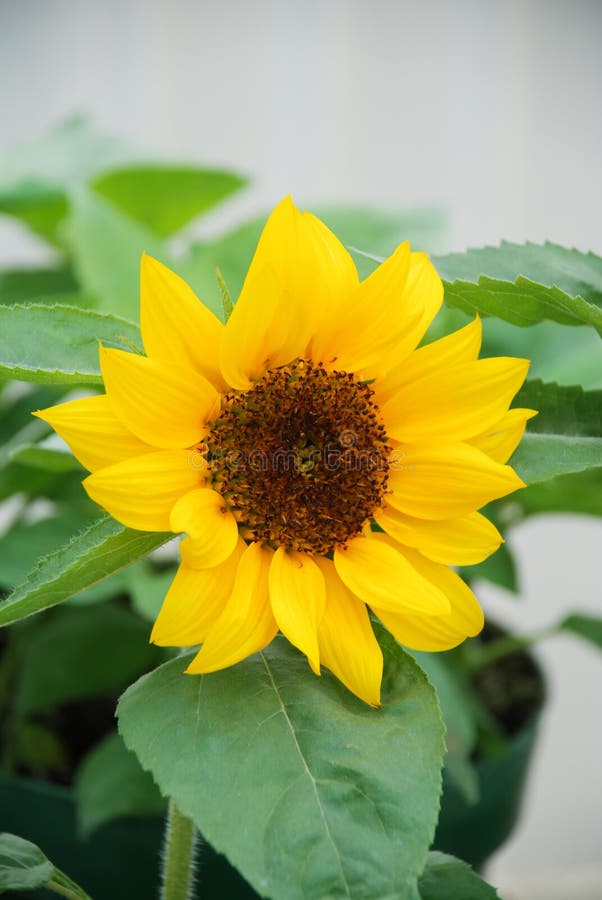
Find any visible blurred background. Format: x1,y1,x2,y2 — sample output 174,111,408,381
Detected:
0,2,600,898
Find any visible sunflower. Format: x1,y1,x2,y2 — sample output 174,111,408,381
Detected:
36,198,533,706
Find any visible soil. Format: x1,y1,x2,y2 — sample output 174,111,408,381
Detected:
471,622,545,738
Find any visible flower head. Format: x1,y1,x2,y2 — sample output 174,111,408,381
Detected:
36,198,533,705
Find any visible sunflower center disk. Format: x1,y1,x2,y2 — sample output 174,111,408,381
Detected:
205,360,391,554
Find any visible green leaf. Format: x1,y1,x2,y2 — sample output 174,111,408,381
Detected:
0,266,79,305
75,732,166,837
559,613,602,650
0,116,137,246
433,241,602,334
509,380,602,484
0,833,52,890
126,562,177,623
0,833,91,897
64,190,166,318
8,438,84,473
15,604,160,716
480,318,602,390
0,517,171,627
516,379,602,436
0,384,67,444
118,631,445,900
511,433,602,484
0,303,141,384
417,851,500,899
516,467,602,518
0,515,92,590
92,165,247,237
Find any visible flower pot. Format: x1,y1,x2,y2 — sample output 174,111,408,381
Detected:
0,773,256,900
433,643,545,870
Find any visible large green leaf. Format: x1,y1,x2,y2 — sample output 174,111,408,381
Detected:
509,380,602,484
433,242,602,335
118,632,445,900
92,165,247,237
0,832,91,897
417,851,499,899
0,517,171,627
64,190,166,318
75,732,166,837
15,604,160,716
0,303,140,384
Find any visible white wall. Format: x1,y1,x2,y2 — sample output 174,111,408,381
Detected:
1,2,601,896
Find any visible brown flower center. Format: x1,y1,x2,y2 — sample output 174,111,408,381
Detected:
204,360,390,554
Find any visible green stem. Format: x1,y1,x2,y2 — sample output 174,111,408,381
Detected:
45,879,91,900
161,800,198,900
467,624,557,672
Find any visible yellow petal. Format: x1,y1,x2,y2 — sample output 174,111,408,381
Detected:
375,506,503,565
470,407,538,463
311,242,411,372
333,534,450,616
83,450,203,531
140,254,226,390
374,547,484,651
382,357,530,443
33,394,153,472
315,557,382,707
100,346,220,449
268,547,325,675
151,540,245,646
387,441,525,519
374,317,482,406
170,488,239,568
219,265,293,389
220,197,358,390
397,251,445,350
186,541,278,674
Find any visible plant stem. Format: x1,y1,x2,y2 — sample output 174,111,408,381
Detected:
45,879,91,900
466,624,558,672
161,800,198,900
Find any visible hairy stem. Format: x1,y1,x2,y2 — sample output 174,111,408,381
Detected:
161,800,198,900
